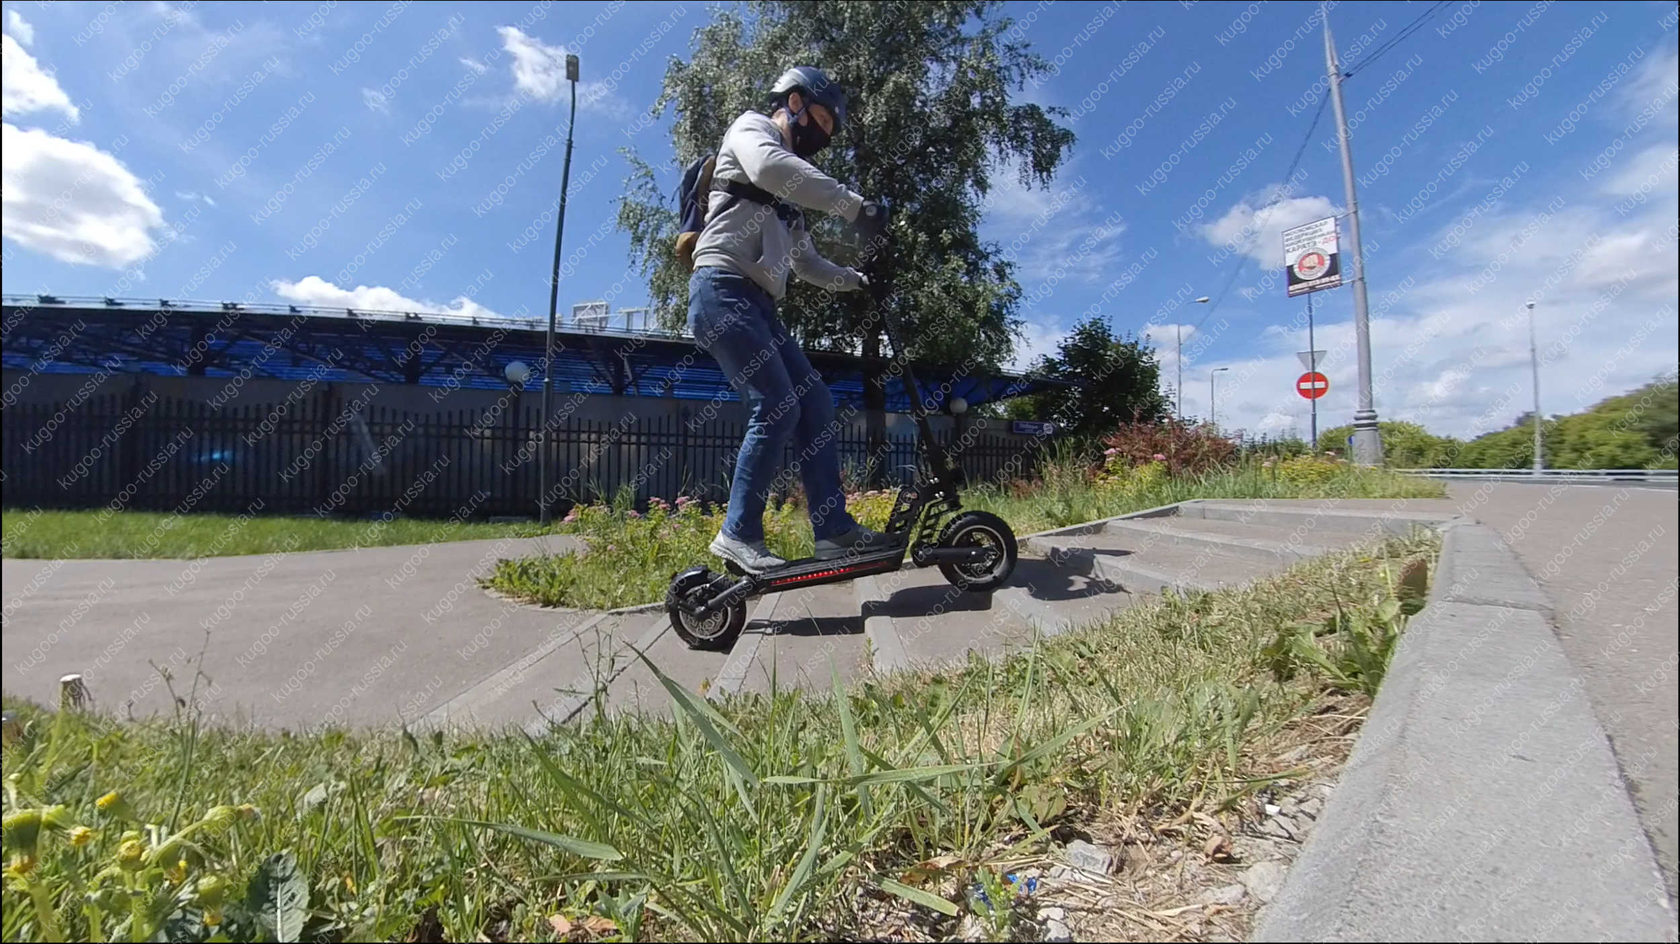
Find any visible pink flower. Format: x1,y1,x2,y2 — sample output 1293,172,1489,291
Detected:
1104,447,1119,456
1152,453,1167,462
628,510,641,518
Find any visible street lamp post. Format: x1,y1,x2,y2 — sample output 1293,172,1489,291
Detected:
1323,4,1382,466
539,53,580,525
1210,367,1230,430
1177,296,1211,420
1527,301,1543,473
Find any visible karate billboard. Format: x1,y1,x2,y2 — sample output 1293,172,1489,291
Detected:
1283,216,1342,297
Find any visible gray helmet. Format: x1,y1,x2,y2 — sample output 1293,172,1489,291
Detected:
770,66,847,130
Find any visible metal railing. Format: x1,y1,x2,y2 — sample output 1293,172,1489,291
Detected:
1395,468,1678,486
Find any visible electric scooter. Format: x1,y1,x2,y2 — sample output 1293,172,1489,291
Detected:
666,209,1019,650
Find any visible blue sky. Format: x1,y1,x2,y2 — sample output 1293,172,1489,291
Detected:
3,0,1676,440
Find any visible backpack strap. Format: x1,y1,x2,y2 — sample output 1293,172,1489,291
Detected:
713,177,801,226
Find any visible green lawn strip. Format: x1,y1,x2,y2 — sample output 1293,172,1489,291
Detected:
1,509,541,560
486,460,1446,610
1,530,1437,943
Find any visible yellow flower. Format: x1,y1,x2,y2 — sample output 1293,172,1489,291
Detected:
96,791,137,821
117,839,145,871
165,858,189,884
197,874,228,907
69,826,95,847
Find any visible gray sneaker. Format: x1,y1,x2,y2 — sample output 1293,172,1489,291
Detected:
814,524,902,561
709,531,788,574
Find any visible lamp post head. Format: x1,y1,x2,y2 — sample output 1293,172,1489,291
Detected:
505,361,531,386
566,54,579,82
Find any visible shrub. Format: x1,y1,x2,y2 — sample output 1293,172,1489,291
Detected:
1102,420,1236,477
1274,454,1345,487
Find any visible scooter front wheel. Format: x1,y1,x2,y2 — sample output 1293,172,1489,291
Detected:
667,567,746,651
936,511,1018,592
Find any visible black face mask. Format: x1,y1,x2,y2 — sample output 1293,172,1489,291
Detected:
787,104,831,158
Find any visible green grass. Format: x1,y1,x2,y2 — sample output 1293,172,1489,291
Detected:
1,531,1439,943
487,457,1447,610
0,509,541,560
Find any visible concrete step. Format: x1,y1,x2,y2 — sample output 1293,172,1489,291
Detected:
419,609,654,733
856,557,1137,673
709,582,870,700
1186,499,1457,537
1102,515,1343,565
1028,530,1280,595
579,613,731,723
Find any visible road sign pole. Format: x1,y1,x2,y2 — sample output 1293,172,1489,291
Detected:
1324,4,1382,467
1308,293,1317,449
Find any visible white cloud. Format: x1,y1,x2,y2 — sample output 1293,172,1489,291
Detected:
984,167,1131,293
1600,144,1678,197
1006,319,1068,373
1200,194,1339,269
271,276,503,320
1614,45,1679,128
497,27,629,117
460,56,488,74
2,33,79,122
2,122,165,267
6,9,34,45
361,88,389,114
1194,193,1678,442
175,190,216,206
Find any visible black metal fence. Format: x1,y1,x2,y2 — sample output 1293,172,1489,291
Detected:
2,390,1045,520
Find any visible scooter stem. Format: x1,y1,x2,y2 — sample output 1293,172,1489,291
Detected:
861,224,957,482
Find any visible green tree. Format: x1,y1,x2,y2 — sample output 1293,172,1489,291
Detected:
616,0,1075,375
1008,317,1168,453
1316,421,1460,466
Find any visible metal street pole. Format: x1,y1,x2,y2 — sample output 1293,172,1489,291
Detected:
540,54,579,525
1308,292,1317,449
1210,367,1229,430
1177,296,1210,421
1323,4,1382,466
1528,301,1543,472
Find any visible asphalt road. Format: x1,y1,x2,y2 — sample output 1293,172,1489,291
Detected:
1448,482,1679,902
2,534,585,730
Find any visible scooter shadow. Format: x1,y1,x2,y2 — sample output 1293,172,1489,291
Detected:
760,613,864,637
868,554,1124,620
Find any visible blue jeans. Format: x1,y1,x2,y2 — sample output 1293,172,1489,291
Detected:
688,266,857,544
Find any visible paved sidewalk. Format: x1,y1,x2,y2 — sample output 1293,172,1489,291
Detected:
2,534,585,730
1447,482,1678,901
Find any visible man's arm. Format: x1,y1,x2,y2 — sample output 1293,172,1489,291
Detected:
730,114,864,221
789,219,863,291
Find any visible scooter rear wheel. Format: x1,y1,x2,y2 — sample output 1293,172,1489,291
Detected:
667,568,746,651
936,511,1018,592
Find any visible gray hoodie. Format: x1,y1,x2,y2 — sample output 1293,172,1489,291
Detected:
690,111,866,301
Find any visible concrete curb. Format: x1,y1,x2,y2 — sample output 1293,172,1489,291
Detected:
855,575,910,676
709,592,781,700
1253,521,1676,942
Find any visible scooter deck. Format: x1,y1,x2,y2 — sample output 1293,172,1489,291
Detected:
751,547,906,590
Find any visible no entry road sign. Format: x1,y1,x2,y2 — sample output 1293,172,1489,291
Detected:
1297,371,1329,399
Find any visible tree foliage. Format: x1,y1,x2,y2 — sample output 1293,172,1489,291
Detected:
615,0,1075,371
1005,317,1169,453
1319,374,1678,469
1317,421,1458,467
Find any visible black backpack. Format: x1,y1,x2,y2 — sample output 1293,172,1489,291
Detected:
674,154,799,270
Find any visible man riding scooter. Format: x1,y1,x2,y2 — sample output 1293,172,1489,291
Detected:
687,66,899,575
